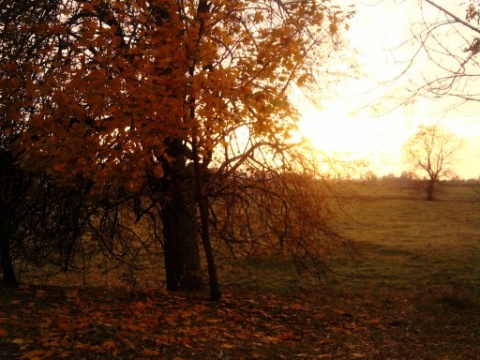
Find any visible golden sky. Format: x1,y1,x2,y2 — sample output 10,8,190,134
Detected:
297,0,480,179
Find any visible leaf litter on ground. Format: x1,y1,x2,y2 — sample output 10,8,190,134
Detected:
0,284,478,359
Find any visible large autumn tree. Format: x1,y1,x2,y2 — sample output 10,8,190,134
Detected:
2,0,352,298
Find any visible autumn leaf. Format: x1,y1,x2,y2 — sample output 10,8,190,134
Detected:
154,334,175,346
142,348,161,356
19,349,44,360
319,338,334,345
35,290,47,298
369,319,387,331
65,288,79,301
102,340,118,355
54,316,71,332
288,303,305,310
72,319,90,331
153,164,164,178
0,327,8,337
278,331,298,341
178,335,192,347
53,163,65,172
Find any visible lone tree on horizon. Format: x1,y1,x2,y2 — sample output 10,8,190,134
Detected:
403,124,463,200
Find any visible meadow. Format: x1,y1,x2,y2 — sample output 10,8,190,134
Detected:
1,180,478,359
221,180,479,295
333,181,479,292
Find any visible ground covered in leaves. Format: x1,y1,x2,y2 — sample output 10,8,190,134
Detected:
0,285,478,359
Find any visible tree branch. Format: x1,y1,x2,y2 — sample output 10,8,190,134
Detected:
424,0,480,35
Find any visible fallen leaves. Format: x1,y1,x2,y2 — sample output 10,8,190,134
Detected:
141,347,161,356
19,349,44,360
0,287,323,358
12,338,24,344
0,286,477,359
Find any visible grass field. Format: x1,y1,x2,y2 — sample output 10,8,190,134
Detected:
219,182,480,294
1,181,479,359
334,182,480,292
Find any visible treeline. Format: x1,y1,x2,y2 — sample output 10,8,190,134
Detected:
361,173,480,187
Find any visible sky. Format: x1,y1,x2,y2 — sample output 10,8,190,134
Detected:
297,0,480,179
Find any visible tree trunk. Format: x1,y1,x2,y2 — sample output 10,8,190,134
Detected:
193,161,221,300
161,165,203,292
197,191,221,300
0,231,18,288
426,179,436,200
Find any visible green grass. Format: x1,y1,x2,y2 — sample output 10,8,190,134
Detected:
214,182,480,297
332,185,480,292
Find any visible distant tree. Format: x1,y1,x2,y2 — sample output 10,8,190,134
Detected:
363,170,377,182
400,171,418,180
403,124,462,200
473,177,480,201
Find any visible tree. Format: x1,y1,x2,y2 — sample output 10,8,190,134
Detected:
2,0,353,298
0,1,57,287
473,177,480,201
403,124,462,200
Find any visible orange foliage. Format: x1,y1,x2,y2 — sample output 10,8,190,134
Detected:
3,0,350,189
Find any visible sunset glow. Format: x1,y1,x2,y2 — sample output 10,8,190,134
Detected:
296,0,480,179
297,102,411,177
